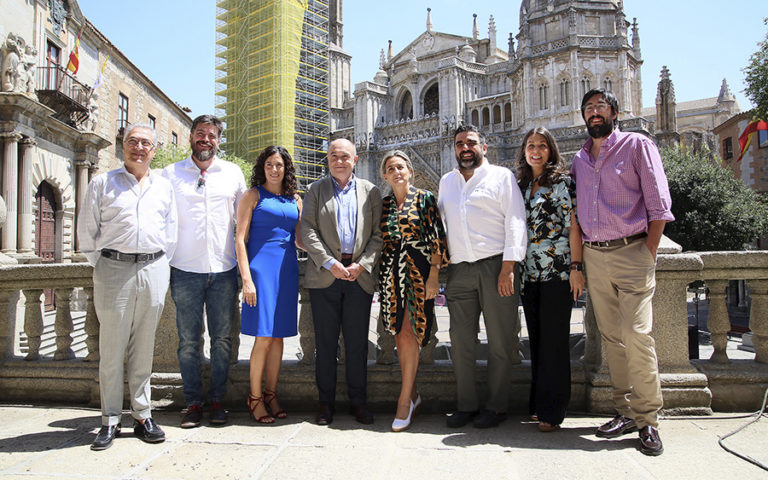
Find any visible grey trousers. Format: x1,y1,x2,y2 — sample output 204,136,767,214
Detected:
446,255,521,413
93,255,170,426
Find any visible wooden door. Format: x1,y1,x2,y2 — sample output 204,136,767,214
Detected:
35,182,57,311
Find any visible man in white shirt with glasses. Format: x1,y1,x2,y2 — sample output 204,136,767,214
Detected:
161,115,246,428
79,123,177,450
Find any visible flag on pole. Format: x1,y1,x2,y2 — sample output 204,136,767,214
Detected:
66,33,81,74
92,54,109,91
737,119,768,161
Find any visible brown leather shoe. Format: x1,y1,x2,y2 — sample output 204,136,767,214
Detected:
639,426,664,456
596,414,637,438
349,404,374,424
315,403,334,426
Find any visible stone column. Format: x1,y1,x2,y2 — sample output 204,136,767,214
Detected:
1,131,21,254
53,287,75,360
17,137,35,255
706,279,730,363
747,279,768,364
0,290,17,360
74,160,90,252
21,288,43,361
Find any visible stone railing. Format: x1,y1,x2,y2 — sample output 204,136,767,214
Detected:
0,250,766,413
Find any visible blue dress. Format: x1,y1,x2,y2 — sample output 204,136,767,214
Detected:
240,185,299,338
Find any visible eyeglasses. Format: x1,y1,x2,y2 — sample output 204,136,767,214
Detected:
126,137,155,149
583,102,611,113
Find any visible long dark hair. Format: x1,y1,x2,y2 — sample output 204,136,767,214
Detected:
250,146,298,197
515,127,568,188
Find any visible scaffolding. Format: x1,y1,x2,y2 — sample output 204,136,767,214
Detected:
216,0,329,192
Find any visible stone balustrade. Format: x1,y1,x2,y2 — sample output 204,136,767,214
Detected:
0,252,767,413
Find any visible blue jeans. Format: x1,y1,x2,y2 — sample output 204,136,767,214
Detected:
171,266,238,406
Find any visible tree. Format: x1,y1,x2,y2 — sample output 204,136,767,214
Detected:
152,144,252,180
743,18,768,120
662,146,768,251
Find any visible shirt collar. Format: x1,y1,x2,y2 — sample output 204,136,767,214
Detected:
120,165,153,184
182,155,221,172
332,174,356,193
582,127,622,154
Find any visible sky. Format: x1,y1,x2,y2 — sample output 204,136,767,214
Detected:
76,0,765,119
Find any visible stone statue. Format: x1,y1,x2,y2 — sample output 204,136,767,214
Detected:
21,45,37,95
2,34,23,92
86,91,99,131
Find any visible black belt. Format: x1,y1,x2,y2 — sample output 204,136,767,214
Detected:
101,249,164,263
340,253,353,266
584,232,647,249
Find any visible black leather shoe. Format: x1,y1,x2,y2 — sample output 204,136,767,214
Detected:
90,423,121,451
316,403,334,426
133,418,165,443
446,410,479,428
209,402,228,425
639,426,664,456
350,404,374,425
473,409,507,429
595,414,637,438
180,404,203,429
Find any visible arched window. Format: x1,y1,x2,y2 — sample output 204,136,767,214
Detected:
560,79,570,107
603,77,612,92
493,105,501,124
482,107,490,126
399,90,413,120
423,83,439,116
581,77,591,97
504,102,512,122
471,109,479,125
539,84,549,110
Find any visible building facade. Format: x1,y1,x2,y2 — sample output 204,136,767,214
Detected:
215,0,332,191
0,0,191,267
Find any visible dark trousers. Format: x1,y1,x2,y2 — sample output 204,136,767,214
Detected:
522,280,572,425
310,279,373,406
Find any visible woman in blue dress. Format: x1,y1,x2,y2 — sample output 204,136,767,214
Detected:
235,146,303,424
515,127,584,432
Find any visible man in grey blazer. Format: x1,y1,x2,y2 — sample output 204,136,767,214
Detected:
301,138,383,426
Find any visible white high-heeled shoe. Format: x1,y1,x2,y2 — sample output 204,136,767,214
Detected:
392,394,421,432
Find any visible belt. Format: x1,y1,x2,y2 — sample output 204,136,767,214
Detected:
584,232,647,249
340,253,353,266
101,248,164,263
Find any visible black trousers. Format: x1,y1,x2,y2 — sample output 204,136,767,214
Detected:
310,279,373,406
521,280,572,425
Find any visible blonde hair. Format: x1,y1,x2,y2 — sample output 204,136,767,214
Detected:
380,150,414,179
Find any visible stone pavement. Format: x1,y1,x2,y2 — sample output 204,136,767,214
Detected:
0,404,767,480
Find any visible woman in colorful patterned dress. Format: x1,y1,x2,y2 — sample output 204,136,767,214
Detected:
378,150,449,432
515,127,585,432
235,146,303,424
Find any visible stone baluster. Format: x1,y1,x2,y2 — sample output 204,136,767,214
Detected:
0,290,17,360
22,288,43,360
706,279,730,363
376,311,395,365
1,131,22,254
17,137,35,255
53,288,75,360
746,279,768,364
297,275,314,365
419,325,438,365
82,286,99,362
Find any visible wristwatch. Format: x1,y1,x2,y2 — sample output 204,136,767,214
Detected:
570,262,583,272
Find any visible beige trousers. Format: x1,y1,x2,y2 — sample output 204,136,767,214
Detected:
584,239,663,428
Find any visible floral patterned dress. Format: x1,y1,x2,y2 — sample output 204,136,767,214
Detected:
378,186,449,347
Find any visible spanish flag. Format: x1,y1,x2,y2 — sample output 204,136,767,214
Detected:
737,119,768,161
66,33,81,74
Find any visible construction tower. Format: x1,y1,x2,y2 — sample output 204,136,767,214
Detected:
215,0,330,191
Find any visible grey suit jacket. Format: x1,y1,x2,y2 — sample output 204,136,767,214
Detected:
301,175,383,294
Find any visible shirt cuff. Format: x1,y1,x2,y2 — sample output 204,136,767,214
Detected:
322,258,338,271
502,246,526,263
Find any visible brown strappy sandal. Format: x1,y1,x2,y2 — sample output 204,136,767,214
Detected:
247,394,275,424
263,389,287,419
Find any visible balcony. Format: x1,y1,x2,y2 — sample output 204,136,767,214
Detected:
35,66,91,127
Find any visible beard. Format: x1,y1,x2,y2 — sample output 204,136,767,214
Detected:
586,115,614,138
456,151,482,171
192,142,216,162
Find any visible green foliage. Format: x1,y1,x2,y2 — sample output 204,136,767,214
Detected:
743,18,768,120
662,146,768,251
151,144,252,180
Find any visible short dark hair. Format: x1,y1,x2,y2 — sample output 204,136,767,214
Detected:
250,145,298,197
191,114,224,139
453,124,486,144
580,88,619,121
515,127,568,188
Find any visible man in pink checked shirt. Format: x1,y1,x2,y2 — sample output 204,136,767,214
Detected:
571,88,674,457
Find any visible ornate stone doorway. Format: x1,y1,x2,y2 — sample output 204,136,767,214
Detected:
35,181,57,311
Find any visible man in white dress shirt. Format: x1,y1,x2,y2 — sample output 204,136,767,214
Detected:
161,115,246,427
78,123,177,451
438,124,527,429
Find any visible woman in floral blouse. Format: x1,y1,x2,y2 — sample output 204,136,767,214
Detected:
516,127,585,432
378,150,449,432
